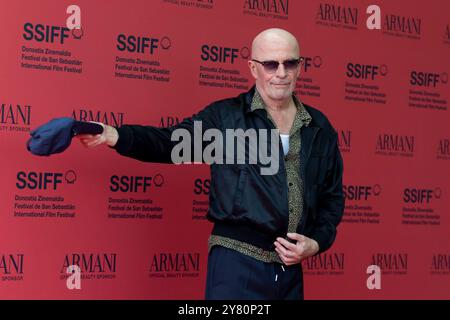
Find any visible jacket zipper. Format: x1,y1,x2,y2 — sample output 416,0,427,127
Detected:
253,111,289,230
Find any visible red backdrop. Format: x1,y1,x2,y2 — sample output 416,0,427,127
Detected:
1,0,449,299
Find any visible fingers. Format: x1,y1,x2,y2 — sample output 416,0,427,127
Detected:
87,137,105,148
77,134,105,148
276,237,297,250
274,240,302,266
72,122,115,148
274,241,293,257
75,134,94,139
274,234,308,265
274,245,300,265
279,256,297,266
287,232,305,242
287,233,320,257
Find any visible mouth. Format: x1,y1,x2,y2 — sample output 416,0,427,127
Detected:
272,83,290,86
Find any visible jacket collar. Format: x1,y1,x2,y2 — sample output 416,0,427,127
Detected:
243,86,312,127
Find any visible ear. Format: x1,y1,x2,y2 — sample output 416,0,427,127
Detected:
248,60,258,79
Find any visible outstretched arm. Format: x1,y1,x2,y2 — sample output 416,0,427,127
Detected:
76,103,221,164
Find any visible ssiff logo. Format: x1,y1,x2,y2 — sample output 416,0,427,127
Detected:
23,5,83,44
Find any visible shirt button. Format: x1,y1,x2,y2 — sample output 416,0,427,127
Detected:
288,182,293,187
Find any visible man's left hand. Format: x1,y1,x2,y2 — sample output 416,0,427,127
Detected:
274,233,319,266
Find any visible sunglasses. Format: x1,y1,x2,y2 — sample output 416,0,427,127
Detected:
251,58,303,73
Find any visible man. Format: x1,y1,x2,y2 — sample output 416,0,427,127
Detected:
78,28,344,300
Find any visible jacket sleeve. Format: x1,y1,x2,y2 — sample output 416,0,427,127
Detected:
112,103,221,163
309,132,345,254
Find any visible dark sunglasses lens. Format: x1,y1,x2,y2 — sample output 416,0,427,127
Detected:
284,60,299,70
263,61,279,72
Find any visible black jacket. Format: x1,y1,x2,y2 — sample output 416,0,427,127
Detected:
113,87,344,254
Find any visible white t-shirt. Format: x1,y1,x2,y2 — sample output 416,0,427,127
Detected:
280,134,289,156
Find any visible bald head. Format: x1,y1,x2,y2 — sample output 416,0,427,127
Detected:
251,28,299,60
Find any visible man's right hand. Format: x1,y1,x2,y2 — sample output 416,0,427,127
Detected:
76,122,119,148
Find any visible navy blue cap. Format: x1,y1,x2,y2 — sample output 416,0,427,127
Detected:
27,117,104,156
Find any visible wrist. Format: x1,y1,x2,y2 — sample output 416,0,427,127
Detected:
105,125,119,147
310,239,320,255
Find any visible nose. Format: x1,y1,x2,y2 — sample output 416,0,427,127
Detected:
275,63,287,78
